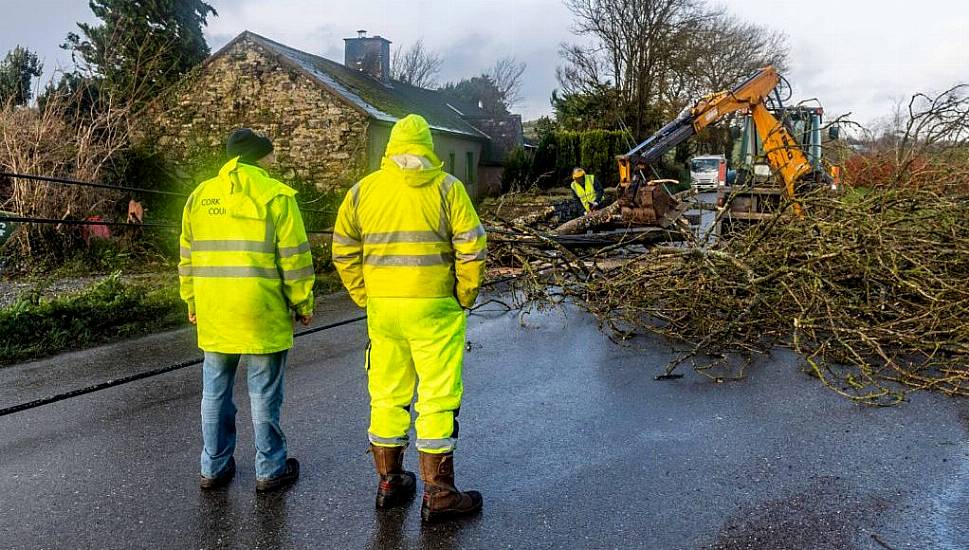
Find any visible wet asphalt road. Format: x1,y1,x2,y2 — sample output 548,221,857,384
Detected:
1,292,969,550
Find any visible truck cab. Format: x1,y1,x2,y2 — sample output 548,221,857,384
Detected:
689,155,727,192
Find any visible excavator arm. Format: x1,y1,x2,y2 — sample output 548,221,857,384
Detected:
617,66,814,212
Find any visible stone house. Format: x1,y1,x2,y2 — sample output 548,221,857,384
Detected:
151,30,524,200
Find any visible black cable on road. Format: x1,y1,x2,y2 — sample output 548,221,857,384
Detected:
293,315,367,338
0,356,204,418
0,274,523,418
0,251,575,418
0,315,368,418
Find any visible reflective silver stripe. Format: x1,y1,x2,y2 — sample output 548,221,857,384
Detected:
332,253,361,263
350,182,362,208
390,154,436,169
363,230,448,245
282,265,315,281
187,266,280,279
363,253,453,266
178,266,192,276
440,174,458,197
438,175,458,239
332,232,361,246
416,438,457,452
456,249,487,262
452,225,485,244
277,241,311,257
180,246,192,258
191,240,274,253
369,433,409,446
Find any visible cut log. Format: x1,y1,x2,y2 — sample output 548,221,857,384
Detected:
554,202,620,235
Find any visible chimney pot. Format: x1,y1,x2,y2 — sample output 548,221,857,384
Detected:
357,29,367,38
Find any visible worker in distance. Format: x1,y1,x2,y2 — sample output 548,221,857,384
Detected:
570,166,604,213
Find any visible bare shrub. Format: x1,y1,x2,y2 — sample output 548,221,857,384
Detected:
846,85,969,193
0,88,132,259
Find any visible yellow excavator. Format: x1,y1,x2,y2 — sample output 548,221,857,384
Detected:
615,65,831,225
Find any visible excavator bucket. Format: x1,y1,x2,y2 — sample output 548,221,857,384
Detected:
618,180,680,226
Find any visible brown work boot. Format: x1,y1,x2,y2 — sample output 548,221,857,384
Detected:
200,456,236,490
255,458,300,493
372,444,417,508
419,452,483,522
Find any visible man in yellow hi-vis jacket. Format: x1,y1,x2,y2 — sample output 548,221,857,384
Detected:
570,167,603,213
332,114,487,522
179,128,315,493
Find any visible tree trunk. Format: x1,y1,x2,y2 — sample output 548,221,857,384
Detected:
554,202,620,235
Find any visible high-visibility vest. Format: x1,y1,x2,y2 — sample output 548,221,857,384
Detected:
178,158,315,354
571,174,598,212
332,114,487,309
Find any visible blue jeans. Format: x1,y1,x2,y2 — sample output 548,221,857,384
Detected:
200,351,289,480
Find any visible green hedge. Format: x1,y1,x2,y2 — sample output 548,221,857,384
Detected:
516,130,629,190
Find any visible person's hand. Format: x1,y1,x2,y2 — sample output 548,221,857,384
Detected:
188,312,197,325
298,314,313,326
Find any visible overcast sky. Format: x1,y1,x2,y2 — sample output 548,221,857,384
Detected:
1,0,967,127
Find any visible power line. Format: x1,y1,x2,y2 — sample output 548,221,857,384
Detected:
0,215,333,234
0,171,336,214
1,171,187,198
0,215,180,229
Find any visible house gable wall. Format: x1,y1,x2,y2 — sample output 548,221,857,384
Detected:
150,36,370,193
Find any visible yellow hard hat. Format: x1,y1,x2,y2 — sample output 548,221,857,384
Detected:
572,167,586,179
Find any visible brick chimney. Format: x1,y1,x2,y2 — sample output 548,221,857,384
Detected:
343,30,392,82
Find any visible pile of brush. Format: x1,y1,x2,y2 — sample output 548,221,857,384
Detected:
499,188,969,405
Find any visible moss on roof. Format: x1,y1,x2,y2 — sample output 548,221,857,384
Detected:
238,32,488,141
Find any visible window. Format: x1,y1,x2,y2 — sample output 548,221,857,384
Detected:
448,152,455,174
465,151,474,184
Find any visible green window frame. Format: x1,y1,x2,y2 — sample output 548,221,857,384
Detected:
465,151,474,184
448,152,456,173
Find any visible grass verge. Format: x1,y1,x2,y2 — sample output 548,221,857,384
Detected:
0,272,185,365
0,268,346,365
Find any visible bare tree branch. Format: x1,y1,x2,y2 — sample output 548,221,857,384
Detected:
490,56,527,109
391,39,443,89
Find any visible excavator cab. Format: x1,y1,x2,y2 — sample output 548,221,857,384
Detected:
732,106,826,184
720,105,838,226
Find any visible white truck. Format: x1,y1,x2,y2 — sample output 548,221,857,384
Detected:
689,154,726,192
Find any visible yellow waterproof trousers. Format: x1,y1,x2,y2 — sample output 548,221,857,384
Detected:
366,296,466,454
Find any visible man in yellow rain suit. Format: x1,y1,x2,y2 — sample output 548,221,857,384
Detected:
332,114,487,522
179,128,315,493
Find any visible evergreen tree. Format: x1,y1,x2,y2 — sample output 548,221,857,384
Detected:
0,46,43,106
64,0,216,107
440,75,510,116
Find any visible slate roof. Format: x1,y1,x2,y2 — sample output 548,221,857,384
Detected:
216,31,490,141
